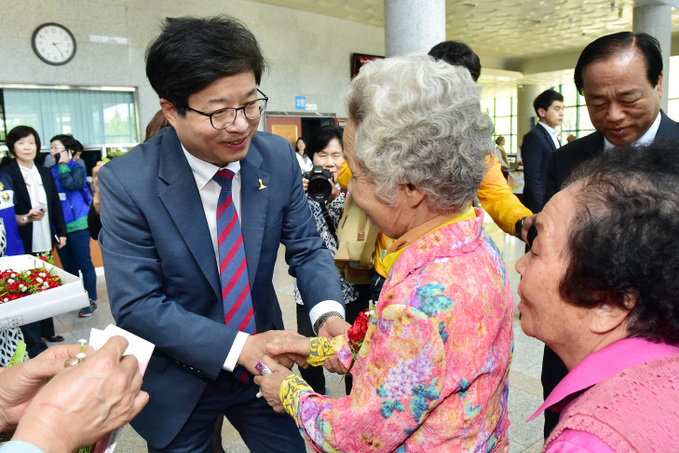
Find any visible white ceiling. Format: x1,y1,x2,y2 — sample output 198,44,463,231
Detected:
250,0,679,97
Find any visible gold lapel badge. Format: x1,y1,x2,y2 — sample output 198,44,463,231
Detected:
1,193,8,201
258,179,267,190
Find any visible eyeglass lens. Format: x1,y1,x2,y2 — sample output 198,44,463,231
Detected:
211,99,267,129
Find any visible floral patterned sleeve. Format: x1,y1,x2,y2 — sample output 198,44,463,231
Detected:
282,303,447,452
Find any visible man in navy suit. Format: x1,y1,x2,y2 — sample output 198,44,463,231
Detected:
98,16,347,452
521,89,564,213
536,31,679,439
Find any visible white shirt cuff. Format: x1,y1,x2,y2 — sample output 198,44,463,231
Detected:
309,300,345,329
0,441,45,453
222,331,249,372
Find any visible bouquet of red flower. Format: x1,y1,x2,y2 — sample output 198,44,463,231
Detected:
0,267,61,304
347,308,374,371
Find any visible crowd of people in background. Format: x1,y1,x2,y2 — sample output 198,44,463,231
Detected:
0,14,678,453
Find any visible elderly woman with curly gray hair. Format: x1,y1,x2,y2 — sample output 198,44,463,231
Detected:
255,54,514,452
519,141,679,452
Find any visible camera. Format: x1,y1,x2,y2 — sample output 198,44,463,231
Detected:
303,165,333,202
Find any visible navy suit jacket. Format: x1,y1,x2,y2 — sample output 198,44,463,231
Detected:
544,110,679,204
521,123,557,213
98,127,343,447
1,159,66,252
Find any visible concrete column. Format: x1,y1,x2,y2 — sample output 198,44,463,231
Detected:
517,84,545,146
633,2,672,112
384,0,445,57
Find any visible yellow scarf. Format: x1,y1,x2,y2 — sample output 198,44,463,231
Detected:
381,206,476,276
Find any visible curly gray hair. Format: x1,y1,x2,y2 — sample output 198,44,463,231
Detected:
346,54,493,212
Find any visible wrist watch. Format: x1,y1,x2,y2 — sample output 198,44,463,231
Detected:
514,216,526,239
313,311,343,335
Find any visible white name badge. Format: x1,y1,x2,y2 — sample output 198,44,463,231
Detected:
59,193,67,201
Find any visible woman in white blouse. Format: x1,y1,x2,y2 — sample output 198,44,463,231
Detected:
295,137,313,172
2,126,67,355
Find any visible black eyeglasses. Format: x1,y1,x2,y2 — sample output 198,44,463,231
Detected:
187,89,268,130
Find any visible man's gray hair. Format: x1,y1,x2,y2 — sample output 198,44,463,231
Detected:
346,54,493,212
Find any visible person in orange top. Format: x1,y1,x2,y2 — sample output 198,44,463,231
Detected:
339,41,531,301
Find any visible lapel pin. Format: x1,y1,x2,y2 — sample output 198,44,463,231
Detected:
258,179,267,190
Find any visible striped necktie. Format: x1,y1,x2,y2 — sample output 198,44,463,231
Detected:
214,169,256,381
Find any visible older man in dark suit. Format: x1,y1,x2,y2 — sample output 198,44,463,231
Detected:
99,16,346,453
539,31,679,438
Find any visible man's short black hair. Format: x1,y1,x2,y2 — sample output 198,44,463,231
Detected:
533,89,564,117
428,41,481,82
574,31,662,95
145,15,267,116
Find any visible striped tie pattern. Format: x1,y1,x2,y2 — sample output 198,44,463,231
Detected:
214,169,256,381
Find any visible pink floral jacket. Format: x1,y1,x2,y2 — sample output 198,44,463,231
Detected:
285,210,514,452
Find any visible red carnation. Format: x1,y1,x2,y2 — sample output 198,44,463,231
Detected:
346,308,374,364
0,266,61,304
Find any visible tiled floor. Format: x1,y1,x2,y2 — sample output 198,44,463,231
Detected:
47,216,546,452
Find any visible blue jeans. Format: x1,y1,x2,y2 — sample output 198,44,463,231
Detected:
57,229,97,301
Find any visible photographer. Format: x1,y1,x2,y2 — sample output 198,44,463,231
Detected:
295,126,370,395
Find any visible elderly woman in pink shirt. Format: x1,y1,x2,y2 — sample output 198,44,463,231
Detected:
517,142,679,452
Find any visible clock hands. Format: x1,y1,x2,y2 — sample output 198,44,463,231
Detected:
51,41,65,58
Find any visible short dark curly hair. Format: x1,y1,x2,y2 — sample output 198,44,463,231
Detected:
560,141,679,344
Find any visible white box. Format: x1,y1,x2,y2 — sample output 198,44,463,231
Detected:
0,255,89,331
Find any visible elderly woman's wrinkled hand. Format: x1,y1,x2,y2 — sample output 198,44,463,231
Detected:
0,343,92,430
11,336,148,453
253,357,294,413
266,333,311,369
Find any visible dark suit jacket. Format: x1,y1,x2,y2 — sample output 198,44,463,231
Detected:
98,127,343,447
544,110,679,204
1,159,66,252
521,123,557,213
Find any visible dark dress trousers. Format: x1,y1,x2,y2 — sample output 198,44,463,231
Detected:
540,110,679,438
98,127,343,451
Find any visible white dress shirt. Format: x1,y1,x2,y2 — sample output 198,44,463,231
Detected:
538,121,561,149
603,110,661,152
182,146,344,372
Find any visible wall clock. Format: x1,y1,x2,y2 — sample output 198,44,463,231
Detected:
32,23,77,66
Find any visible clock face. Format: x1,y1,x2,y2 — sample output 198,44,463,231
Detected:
32,23,77,66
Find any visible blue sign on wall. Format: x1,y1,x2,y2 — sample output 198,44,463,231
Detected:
295,96,306,110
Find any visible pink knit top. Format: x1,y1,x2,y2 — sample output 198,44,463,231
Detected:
529,338,679,452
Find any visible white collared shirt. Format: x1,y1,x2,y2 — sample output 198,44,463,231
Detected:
181,145,344,371
182,146,248,372
604,110,661,152
538,121,561,149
